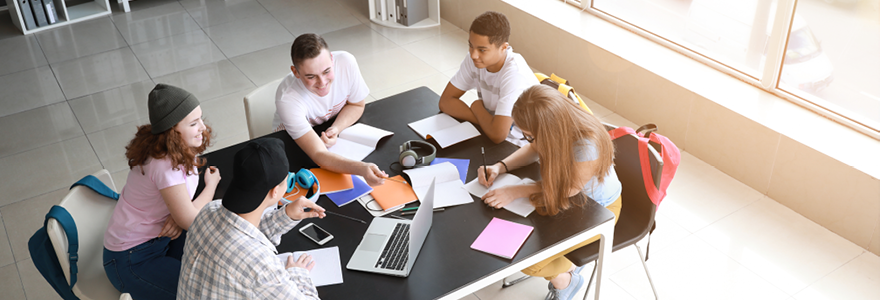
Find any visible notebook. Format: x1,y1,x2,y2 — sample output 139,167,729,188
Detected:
310,168,354,194
327,123,393,161
326,175,373,207
470,218,534,259
408,113,480,148
430,157,469,183
402,162,473,208
369,175,418,212
277,246,343,286
464,174,537,217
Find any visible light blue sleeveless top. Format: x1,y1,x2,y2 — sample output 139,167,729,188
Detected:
574,139,622,207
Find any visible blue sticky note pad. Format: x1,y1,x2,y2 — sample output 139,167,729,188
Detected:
431,158,469,183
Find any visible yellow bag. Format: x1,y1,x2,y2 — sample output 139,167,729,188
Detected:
534,73,593,115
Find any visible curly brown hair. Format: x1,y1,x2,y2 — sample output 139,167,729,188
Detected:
125,124,213,175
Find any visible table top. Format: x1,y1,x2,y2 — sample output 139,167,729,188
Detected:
198,87,614,300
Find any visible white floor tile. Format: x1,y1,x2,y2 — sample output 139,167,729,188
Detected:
696,196,865,295
0,137,102,207
18,258,63,300
203,13,294,58
152,60,256,103
0,66,66,118
402,30,470,72
0,102,83,158
35,17,126,64
659,151,764,233
0,35,48,77
67,80,155,134
612,235,789,300
321,24,399,59
86,122,139,173
265,0,361,37
1,188,69,262
357,47,438,92
201,89,250,143
130,29,227,78
793,252,880,300
228,43,292,87
50,48,150,100
369,72,451,101
111,1,201,45
0,213,14,267
180,0,270,28
0,263,26,300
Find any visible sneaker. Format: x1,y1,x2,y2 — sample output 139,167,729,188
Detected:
545,283,559,300
573,264,586,275
555,272,584,300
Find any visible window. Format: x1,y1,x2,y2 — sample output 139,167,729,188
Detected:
570,0,880,135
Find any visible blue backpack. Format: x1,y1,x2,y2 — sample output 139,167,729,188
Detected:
27,175,119,300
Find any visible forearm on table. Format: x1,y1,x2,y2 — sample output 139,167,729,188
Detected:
439,97,478,123
499,144,539,172
330,101,364,130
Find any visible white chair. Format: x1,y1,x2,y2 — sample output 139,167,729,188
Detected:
47,169,132,300
244,78,285,139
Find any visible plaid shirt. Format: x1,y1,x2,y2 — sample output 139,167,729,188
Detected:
177,200,320,299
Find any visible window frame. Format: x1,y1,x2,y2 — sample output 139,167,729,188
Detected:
564,0,879,138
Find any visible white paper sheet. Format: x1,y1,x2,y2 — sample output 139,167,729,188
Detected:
407,113,461,139
277,246,343,287
464,175,537,217
403,162,473,208
407,114,480,148
327,123,393,161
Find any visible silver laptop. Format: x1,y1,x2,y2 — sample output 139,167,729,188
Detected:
346,179,435,277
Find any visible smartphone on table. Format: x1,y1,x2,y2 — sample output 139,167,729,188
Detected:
299,223,333,245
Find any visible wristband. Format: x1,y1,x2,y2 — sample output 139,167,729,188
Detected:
497,160,509,173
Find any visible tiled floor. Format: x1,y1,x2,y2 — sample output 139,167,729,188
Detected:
0,0,878,299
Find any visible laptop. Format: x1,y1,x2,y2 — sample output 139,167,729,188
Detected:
346,179,435,277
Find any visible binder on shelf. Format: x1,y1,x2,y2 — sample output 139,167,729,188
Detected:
385,0,396,22
42,0,58,25
29,0,48,27
400,0,428,26
18,0,38,30
375,0,386,21
397,0,406,26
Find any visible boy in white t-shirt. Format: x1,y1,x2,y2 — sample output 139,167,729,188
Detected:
439,11,539,146
273,33,389,185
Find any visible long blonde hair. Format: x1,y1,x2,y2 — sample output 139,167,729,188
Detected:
511,85,614,216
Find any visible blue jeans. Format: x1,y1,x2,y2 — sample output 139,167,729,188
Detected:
103,232,187,300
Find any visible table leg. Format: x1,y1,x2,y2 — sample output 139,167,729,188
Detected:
593,222,614,300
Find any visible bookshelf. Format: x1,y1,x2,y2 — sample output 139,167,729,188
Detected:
368,0,440,29
8,0,121,35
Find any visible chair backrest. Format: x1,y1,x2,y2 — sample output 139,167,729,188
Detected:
244,77,284,139
47,169,123,300
564,124,663,265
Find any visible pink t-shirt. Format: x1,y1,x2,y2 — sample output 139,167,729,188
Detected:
103,157,198,251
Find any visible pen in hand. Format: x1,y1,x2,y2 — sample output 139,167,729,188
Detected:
481,147,489,185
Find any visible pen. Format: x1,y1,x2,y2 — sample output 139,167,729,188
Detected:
386,177,408,185
481,147,489,184
401,207,444,212
304,208,367,224
400,208,444,215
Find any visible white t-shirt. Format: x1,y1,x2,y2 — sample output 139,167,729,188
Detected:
449,47,538,146
272,51,370,140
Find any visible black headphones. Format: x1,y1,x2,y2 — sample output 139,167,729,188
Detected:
398,140,436,168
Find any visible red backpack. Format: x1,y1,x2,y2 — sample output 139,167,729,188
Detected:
608,124,680,209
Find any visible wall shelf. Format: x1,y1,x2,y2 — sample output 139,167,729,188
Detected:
368,0,440,29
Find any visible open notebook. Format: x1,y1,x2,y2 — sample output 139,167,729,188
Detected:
408,113,480,148
327,123,393,161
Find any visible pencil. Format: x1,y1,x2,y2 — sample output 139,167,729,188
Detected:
481,147,489,185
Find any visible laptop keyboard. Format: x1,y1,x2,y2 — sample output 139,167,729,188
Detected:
376,223,410,271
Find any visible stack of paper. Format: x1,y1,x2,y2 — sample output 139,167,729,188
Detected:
403,162,473,208
464,174,537,217
327,123,393,161
408,113,480,148
277,246,343,286
471,218,534,259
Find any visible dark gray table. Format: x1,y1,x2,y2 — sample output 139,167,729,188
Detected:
198,87,615,300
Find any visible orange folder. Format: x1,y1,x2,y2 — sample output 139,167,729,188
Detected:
310,168,354,194
370,175,418,211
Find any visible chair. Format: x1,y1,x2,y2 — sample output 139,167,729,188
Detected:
47,169,133,300
243,77,285,139
502,124,662,300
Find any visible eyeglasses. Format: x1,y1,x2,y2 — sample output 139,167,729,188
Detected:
520,134,535,143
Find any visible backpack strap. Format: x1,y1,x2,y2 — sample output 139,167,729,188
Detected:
45,205,78,287
70,175,119,200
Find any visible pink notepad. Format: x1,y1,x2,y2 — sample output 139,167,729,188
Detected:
471,218,534,259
